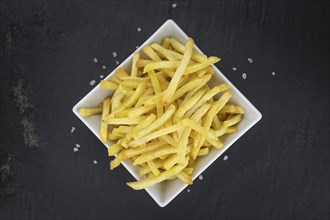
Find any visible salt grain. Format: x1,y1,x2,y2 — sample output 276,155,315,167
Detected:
137,27,142,32
102,65,106,69
232,67,237,71
93,160,98,164
93,58,98,63
115,60,120,65
172,3,177,8
223,155,229,161
187,189,191,192
136,46,139,49
248,58,253,63
99,75,104,79
112,52,117,57
73,147,79,152
75,144,80,148
272,71,276,76
90,80,96,86
70,126,75,133
242,73,247,79
198,175,204,180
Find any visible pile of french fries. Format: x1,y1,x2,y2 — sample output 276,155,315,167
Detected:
80,37,244,190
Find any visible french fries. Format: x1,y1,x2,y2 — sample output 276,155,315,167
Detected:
79,37,244,190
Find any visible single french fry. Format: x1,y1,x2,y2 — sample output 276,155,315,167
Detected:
115,68,130,78
100,80,118,90
103,117,144,125
162,37,171,49
163,38,194,105
197,148,209,156
136,59,153,68
108,142,123,156
176,172,192,185
219,105,245,114
143,60,180,73
79,107,102,117
131,52,140,77
100,98,111,143
110,77,121,84
184,56,221,75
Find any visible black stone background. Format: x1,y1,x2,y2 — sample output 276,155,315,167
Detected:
0,0,329,219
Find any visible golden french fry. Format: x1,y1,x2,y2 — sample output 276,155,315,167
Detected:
100,80,118,90
176,172,192,185
100,98,111,143
115,68,130,78
162,38,194,105
108,142,123,156
143,60,180,73
184,56,221,75
197,148,209,156
136,59,153,68
131,52,140,76
219,105,245,114
79,107,102,117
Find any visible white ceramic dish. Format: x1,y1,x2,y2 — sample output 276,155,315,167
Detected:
72,19,262,207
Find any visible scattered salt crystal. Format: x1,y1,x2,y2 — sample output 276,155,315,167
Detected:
223,155,229,161
136,46,139,49
112,52,117,57
90,80,96,86
242,73,247,79
232,67,237,71
99,75,104,79
93,58,98,63
172,3,177,8
198,175,204,180
187,189,191,192
248,58,253,63
272,71,276,76
93,160,98,164
70,126,75,133
75,144,80,148
115,60,120,65
73,147,79,152
137,27,142,32
102,65,106,69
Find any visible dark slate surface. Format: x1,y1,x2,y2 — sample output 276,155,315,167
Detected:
0,1,329,219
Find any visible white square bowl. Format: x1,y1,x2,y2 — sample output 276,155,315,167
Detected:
72,19,262,207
